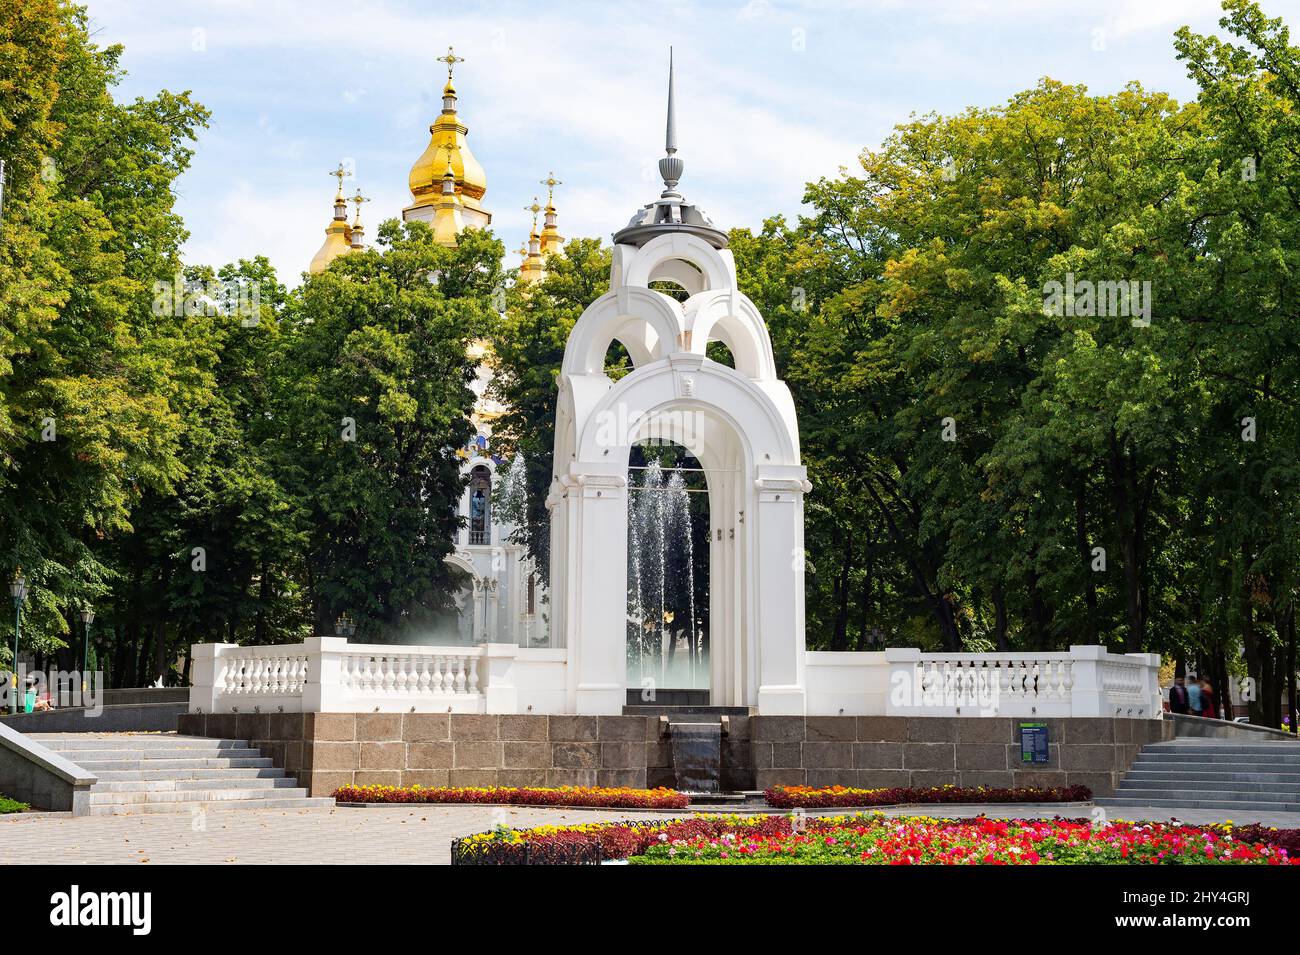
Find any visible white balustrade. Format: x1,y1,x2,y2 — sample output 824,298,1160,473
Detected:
807,645,1163,718
189,638,516,714
190,639,1161,719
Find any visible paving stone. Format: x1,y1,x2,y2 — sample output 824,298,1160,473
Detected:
0,800,1293,865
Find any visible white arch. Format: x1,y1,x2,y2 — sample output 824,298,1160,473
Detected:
682,289,778,380
575,357,800,467
648,258,705,296
561,285,682,375
443,551,478,580
618,232,736,292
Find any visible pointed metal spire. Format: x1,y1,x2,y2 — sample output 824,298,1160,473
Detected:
665,47,677,156
658,47,683,197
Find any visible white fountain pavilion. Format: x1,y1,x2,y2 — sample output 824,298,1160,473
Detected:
545,59,809,715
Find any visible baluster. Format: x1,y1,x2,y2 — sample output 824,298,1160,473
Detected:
382,656,396,694
468,656,480,694
394,656,408,695
417,656,431,694
454,657,467,693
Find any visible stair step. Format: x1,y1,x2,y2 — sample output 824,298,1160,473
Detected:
38,747,262,762
1125,769,1300,783
89,766,290,781
90,787,312,805
34,733,332,814
91,777,303,793
1146,741,1300,753
1134,754,1300,766
1096,794,1300,812
1118,778,1300,795
73,757,274,772
89,797,335,816
28,734,250,750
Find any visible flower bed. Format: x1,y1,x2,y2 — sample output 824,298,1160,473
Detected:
764,784,1092,809
633,816,1300,865
452,813,1300,865
0,795,28,815
333,784,690,810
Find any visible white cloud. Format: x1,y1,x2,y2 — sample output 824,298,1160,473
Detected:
84,0,1247,284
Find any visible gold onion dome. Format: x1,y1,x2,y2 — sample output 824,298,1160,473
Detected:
539,171,563,257
405,46,491,241
310,163,356,274
519,197,545,284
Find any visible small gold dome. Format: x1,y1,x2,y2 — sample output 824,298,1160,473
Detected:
310,219,353,275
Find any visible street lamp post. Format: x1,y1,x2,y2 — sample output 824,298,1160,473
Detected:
80,606,95,697
336,613,356,639
9,571,28,714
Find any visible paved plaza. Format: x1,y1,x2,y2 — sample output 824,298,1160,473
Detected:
2,803,1298,865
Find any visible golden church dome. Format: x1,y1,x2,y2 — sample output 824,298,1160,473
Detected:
404,48,491,235
310,165,356,274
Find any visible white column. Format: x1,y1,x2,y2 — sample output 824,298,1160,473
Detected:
482,642,519,713
188,642,236,713
753,471,809,715
302,636,348,712
470,578,484,644
565,470,628,714
1068,645,1106,717
1127,651,1163,719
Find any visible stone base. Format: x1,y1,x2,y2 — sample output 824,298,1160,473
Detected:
178,712,671,796
750,716,1174,796
174,713,1169,798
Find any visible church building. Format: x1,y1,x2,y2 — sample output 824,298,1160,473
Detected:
308,47,553,648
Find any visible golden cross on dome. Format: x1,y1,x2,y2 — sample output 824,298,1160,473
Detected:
328,162,352,198
349,189,369,223
437,46,465,81
540,172,562,204
524,197,542,231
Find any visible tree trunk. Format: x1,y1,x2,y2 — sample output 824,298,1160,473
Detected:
1073,478,1099,644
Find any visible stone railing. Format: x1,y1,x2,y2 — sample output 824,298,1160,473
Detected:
806,645,1162,718
189,638,530,714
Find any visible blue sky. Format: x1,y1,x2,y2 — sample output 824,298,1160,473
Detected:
83,0,1300,285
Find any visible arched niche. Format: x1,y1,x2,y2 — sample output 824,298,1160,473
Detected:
575,358,800,469
683,290,778,381
561,286,681,375
618,233,737,292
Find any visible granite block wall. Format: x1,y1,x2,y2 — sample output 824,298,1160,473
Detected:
750,716,1174,796
176,712,1173,798
179,712,668,796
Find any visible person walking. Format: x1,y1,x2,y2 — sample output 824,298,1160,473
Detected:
1168,676,1190,714
1187,677,1203,717
1199,678,1217,720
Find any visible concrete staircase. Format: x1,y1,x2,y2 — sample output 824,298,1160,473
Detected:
28,732,334,815
1096,738,1300,813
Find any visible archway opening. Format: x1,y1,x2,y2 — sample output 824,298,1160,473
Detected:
706,339,735,368
468,465,491,545
627,440,710,699
603,339,633,380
